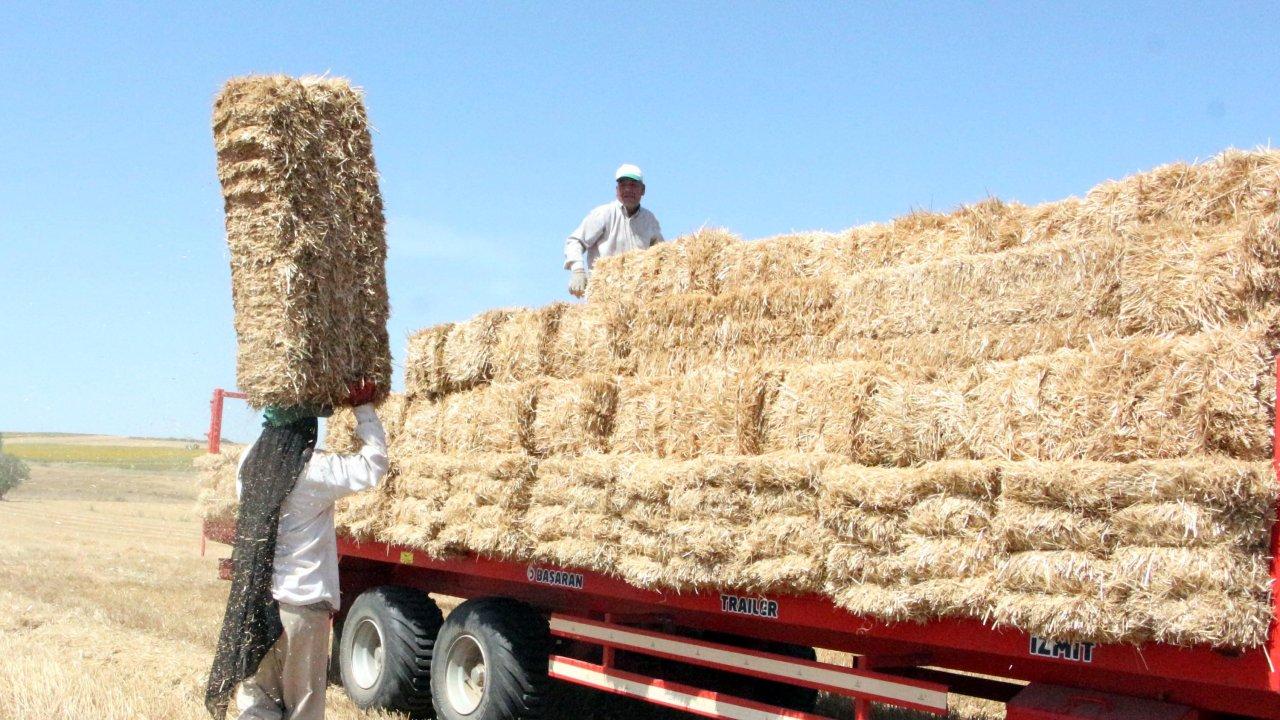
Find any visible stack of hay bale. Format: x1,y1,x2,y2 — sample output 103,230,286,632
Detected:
198,144,1279,651
381,148,1279,650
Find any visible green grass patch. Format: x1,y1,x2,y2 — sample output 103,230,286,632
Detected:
6,444,203,470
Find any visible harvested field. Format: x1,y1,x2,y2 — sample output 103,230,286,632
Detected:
213,75,391,409
0,459,408,720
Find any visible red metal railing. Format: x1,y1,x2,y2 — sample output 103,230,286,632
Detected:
207,387,248,454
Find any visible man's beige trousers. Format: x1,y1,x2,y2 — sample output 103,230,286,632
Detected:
236,603,332,720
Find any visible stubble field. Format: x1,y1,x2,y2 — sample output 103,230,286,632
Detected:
0,438,999,720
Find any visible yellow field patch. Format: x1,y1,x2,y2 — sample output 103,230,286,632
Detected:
5,443,203,470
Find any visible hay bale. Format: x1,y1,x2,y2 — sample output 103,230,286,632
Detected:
618,453,835,594
835,316,1124,372
491,303,569,383
834,234,1123,342
213,75,390,409
547,302,636,377
713,232,857,290
848,198,1035,271
821,461,1000,621
1118,222,1278,334
587,228,738,305
761,361,886,460
628,280,840,375
194,447,244,524
404,323,453,398
523,454,638,574
1077,147,1280,233
324,394,407,453
529,376,618,456
379,453,537,559
857,374,972,466
400,384,536,455
442,309,514,391
612,366,775,458
859,320,1277,465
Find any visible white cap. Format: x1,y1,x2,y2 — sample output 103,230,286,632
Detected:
615,164,644,184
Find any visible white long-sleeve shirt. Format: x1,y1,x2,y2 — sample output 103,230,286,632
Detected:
237,405,388,611
564,200,663,272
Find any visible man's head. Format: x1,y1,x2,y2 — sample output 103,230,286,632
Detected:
615,163,645,212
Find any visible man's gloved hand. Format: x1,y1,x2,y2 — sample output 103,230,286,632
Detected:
347,379,378,407
568,268,588,298
263,404,332,428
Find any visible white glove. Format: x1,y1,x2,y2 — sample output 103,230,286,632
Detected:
568,268,588,298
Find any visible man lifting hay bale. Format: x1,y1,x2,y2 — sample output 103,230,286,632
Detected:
206,381,386,720
206,74,394,720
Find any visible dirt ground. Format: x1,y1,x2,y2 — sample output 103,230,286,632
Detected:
0,455,1001,720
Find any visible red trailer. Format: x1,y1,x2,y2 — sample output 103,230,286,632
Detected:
203,377,1280,720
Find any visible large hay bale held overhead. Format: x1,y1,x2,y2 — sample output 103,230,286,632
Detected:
366,147,1280,651
213,75,391,409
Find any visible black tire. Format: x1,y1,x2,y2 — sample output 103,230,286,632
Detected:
339,585,444,717
431,598,550,720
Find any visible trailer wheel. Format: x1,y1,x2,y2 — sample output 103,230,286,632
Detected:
431,598,550,720
339,586,443,717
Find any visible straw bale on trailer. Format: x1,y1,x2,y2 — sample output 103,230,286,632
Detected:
1077,148,1280,234
821,461,1001,621
1119,221,1280,334
587,229,738,305
404,323,453,398
529,376,619,456
612,366,776,458
213,75,390,409
491,303,569,383
860,319,1278,465
546,302,636,378
708,199,1080,295
443,309,514,390
622,453,835,594
761,361,887,460
834,316,1123,371
834,234,1122,342
400,384,536,455
713,232,857,290
194,447,244,525
380,453,537,559
627,279,840,375
524,454,628,573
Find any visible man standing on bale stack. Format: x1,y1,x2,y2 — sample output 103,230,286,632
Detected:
564,163,664,297
206,380,387,720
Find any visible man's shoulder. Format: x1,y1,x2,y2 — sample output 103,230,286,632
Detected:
588,201,621,217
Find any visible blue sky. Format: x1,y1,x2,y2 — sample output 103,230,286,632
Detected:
1,2,1277,443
